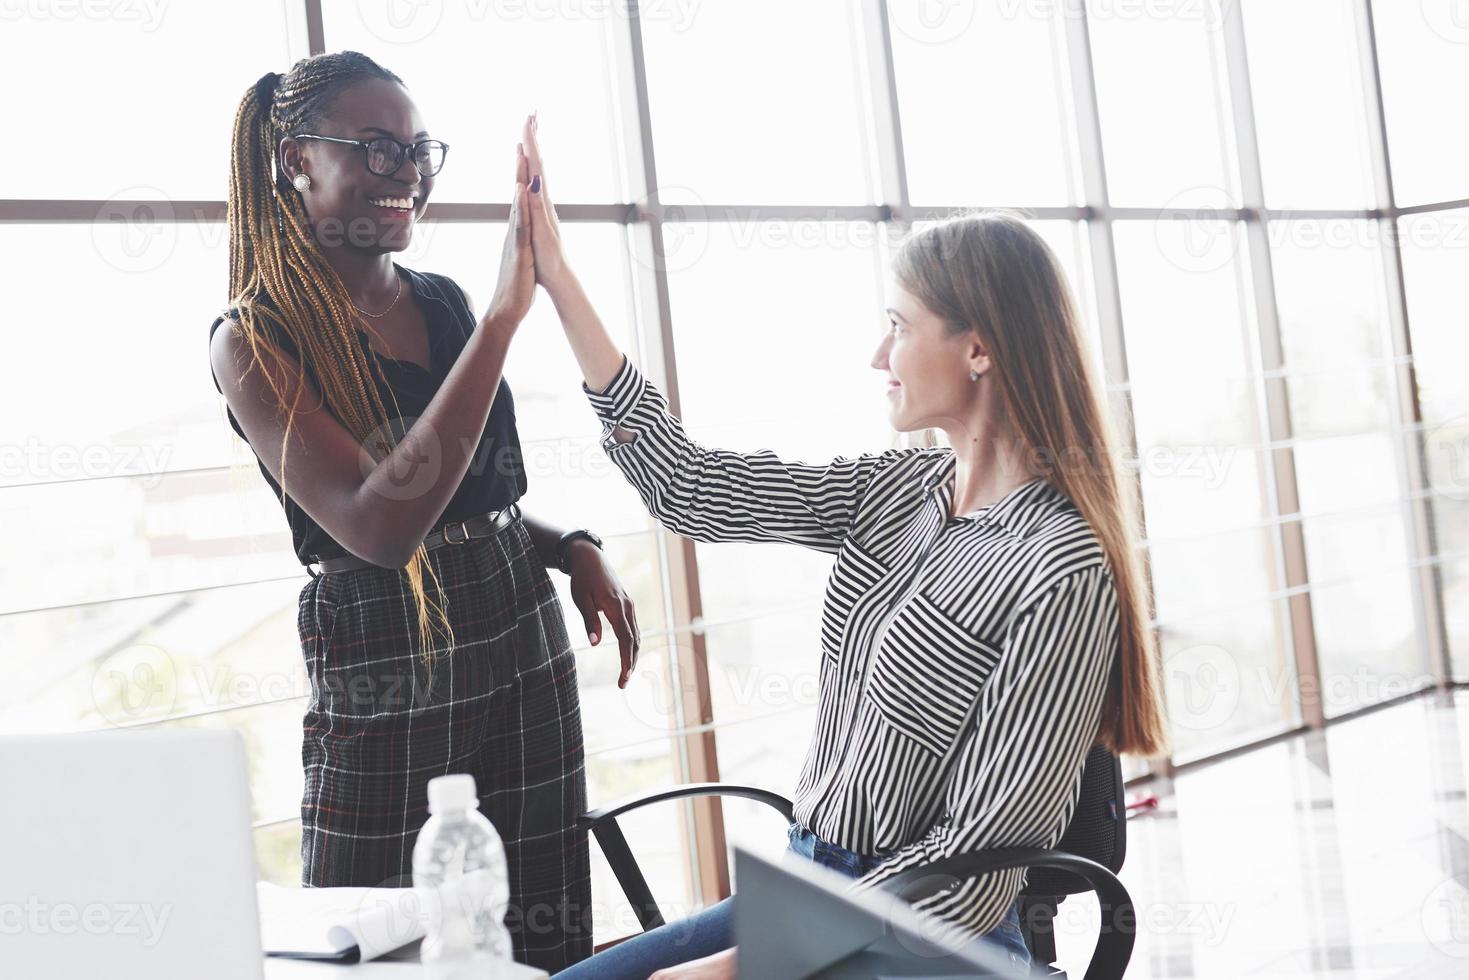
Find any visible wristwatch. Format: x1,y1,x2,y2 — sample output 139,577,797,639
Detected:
555,528,603,573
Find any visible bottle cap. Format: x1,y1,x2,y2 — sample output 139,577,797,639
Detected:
427,773,478,815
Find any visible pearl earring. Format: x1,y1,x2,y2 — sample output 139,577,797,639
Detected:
969,369,979,382
293,173,311,192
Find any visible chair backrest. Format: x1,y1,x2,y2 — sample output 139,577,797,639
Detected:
1022,745,1126,897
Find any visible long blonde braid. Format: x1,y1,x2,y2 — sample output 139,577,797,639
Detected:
222,51,454,696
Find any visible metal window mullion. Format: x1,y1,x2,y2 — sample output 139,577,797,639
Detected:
1353,0,1452,685
856,0,911,224
303,0,323,55
1219,1,1323,728
1061,0,1169,778
610,0,728,909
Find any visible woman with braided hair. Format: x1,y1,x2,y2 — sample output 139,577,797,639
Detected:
208,51,633,971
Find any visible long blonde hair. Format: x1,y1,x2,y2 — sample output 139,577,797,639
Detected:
223,51,454,692
894,211,1169,758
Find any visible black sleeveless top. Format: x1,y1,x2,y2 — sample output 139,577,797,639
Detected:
208,264,527,565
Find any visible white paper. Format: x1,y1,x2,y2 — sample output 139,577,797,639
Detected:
256,882,429,962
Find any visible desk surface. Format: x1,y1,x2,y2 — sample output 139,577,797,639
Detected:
262,954,547,979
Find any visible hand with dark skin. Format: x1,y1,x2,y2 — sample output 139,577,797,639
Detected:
518,520,639,690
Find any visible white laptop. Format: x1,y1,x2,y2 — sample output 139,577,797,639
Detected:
0,729,265,980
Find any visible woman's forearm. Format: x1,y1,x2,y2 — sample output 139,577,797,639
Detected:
355,315,518,565
545,271,626,395
521,511,565,569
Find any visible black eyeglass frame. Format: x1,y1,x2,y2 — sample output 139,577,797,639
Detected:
290,133,450,177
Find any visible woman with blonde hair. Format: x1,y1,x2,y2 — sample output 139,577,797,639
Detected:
516,119,1168,978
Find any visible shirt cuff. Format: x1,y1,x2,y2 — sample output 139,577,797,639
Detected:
582,353,647,429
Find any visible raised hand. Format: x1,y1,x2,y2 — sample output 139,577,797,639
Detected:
521,111,570,292
483,140,534,330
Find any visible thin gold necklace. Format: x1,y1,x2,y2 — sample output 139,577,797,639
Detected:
351,269,403,318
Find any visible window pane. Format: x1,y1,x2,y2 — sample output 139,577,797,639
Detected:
664,220,889,447
2,578,306,737
585,735,688,944
1159,600,1298,763
1086,1,1236,207
1371,3,1469,206
715,707,820,886
1311,568,1426,718
890,1,1077,205
1297,502,1420,721
1113,220,1292,755
1239,0,1373,208
1,223,234,487
1270,221,1389,371
1112,221,1267,536
1147,525,1276,624
702,604,824,731
1401,209,1469,679
1399,210,1469,428
1443,552,1469,683
641,0,871,205
321,6,623,203
0,4,296,199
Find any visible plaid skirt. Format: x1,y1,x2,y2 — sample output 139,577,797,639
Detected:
294,514,592,972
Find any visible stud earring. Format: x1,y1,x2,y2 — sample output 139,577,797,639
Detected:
969,369,979,382
293,173,311,192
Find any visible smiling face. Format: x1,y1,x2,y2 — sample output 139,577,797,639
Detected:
871,280,990,434
278,76,433,254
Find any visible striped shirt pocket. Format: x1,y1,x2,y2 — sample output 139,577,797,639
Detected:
865,592,1002,757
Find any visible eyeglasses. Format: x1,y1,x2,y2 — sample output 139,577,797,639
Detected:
292,133,450,177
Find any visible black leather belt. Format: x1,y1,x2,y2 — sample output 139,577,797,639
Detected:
305,502,522,577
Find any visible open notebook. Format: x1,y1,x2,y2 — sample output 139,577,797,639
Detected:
256,881,429,962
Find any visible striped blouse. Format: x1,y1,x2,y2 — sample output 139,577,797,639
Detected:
583,354,1120,941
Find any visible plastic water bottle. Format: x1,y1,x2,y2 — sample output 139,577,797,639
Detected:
413,774,513,976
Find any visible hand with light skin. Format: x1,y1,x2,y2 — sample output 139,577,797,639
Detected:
514,114,640,688
519,111,570,291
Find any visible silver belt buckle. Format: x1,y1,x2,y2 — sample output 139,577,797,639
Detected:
441,520,471,545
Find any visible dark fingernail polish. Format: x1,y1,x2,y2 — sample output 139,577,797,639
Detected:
530,175,541,193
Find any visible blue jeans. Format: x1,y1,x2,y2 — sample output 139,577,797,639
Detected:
552,821,1032,978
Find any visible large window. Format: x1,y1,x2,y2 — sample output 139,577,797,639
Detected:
5,0,1461,949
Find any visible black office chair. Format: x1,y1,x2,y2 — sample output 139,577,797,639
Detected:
577,745,1135,979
